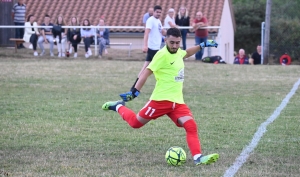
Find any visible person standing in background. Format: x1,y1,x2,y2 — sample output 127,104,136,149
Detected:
249,45,262,65
164,8,177,29
142,7,154,26
233,49,249,64
11,0,26,49
130,5,166,90
175,6,190,50
192,11,208,60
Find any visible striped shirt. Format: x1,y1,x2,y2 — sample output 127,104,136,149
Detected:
12,3,26,23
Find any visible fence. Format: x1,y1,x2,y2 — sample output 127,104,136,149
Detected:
0,25,222,59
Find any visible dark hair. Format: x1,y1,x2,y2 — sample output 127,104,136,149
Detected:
27,14,34,22
154,5,162,11
166,27,182,38
82,19,91,30
45,14,50,18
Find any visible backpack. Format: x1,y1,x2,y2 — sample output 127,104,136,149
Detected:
201,55,226,64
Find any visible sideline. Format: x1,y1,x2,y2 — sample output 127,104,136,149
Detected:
223,78,300,177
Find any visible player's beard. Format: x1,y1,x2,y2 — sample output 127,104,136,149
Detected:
167,46,178,54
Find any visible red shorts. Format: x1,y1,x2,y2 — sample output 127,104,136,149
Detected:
138,100,194,127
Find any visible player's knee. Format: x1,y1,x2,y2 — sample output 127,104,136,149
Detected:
183,119,198,133
130,122,143,129
127,115,144,129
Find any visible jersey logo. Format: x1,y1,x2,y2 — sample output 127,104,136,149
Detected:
170,61,175,65
175,68,184,82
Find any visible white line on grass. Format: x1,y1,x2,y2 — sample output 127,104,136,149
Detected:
224,78,300,177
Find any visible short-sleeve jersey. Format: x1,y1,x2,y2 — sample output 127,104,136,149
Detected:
147,46,187,104
145,16,163,50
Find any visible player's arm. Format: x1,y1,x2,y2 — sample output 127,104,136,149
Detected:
120,68,153,102
135,68,152,91
183,40,218,59
184,45,202,58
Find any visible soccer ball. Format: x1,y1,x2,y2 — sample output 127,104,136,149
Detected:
165,146,186,166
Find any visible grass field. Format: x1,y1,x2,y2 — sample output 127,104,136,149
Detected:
0,48,300,177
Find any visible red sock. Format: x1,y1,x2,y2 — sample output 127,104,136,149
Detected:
118,106,144,128
183,119,202,156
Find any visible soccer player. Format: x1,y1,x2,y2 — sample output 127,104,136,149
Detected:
131,5,166,90
102,28,219,165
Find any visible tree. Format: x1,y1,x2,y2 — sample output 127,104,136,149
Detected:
233,0,265,55
233,0,300,62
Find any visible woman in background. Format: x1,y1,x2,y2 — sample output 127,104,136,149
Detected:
164,8,177,29
81,19,95,58
175,6,190,50
23,14,40,56
54,15,67,57
67,16,81,58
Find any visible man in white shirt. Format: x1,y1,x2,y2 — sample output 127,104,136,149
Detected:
130,5,166,90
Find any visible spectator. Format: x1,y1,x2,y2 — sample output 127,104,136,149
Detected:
11,0,26,49
53,15,67,57
163,8,177,49
80,19,95,58
23,14,39,56
249,45,262,65
67,16,81,58
164,8,177,29
37,14,54,56
175,6,190,50
130,5,166,90
96,19,110,58
192,11,208,60
234,49,249,64
142,7,154,26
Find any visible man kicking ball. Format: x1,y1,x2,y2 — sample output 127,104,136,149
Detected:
102,27,219,165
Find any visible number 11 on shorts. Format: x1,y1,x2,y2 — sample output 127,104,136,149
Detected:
145,107,156,117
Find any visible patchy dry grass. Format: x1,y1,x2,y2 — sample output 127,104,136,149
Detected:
0,47,300,176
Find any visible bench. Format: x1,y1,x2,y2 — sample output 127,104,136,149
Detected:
78,42,132,57
9,38,25,53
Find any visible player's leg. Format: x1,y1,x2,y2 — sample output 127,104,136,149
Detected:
102,100,171,129
102,100,145,128
168,103,219,165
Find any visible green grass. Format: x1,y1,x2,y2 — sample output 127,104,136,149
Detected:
0,52,300,176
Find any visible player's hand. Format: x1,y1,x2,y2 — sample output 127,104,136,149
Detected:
119,88,140,102
200,40,218,48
